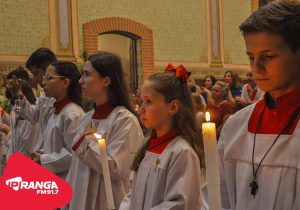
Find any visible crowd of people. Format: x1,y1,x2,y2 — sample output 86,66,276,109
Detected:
0,1,299,210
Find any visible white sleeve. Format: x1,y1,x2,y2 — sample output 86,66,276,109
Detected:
19,95,51,124
40,110,83,174
73,113,144,180
20,122,39,156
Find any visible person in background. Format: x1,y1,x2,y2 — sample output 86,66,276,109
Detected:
201,75,217,104
236,70,264,108
189,83,207,108
203,75,217,91
192,93,205,129
205,81,234,138
4,68,38,160
224,70,243,98
26,48,57,89
11,48,58,154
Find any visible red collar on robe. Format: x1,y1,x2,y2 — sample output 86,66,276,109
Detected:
147,129,179,154
92,102,115,119
53,97,71,114
248,89,300,134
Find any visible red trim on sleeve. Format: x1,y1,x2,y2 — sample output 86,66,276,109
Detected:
72,132,94,151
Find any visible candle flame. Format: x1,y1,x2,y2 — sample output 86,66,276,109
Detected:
205,112,210,122
94,133,102,139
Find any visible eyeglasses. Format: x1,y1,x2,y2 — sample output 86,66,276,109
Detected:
42,75,65,82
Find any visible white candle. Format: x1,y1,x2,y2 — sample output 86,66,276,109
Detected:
202,112,221,210
94,133,115,210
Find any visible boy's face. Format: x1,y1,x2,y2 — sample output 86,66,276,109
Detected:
29,66,46,87
244,32,300,99
246,71,254,84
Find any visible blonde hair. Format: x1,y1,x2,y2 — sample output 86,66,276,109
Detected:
214,81,230,99
192,93,205,112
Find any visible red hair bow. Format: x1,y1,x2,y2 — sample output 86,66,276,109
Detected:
165,63,191,83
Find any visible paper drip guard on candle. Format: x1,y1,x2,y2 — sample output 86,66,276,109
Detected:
202,112,221,210
94,133,116,210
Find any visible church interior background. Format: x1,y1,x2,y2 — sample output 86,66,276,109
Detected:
0,0,271,94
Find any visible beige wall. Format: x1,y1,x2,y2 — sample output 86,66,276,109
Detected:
98,34,131,75
0,0,49,55
0,0,253,77
222,0,251,65
77,0,207,63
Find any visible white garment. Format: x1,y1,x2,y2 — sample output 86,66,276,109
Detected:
19,94,56,150
119,136,205,210
20,96,84,178
6,114,38,160
40,103,84,178
219,104,300,210
200,94,207,108
67,106,145,210
240,84,264,103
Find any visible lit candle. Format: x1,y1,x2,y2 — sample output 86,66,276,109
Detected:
94,133,115,210
202,112,221,210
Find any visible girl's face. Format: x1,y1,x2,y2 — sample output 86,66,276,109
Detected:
79,61,110,101
224,72,233,85
139,80,177,133
211,84,224,101
204,77,213,89
42,65,68,100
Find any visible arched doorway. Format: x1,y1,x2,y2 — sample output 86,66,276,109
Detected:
97,32,141,93
83,17,154,94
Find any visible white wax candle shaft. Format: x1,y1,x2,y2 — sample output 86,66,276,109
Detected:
202,122,221,210
99,139,115,209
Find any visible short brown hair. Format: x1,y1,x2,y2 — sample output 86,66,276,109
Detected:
239,0,300,52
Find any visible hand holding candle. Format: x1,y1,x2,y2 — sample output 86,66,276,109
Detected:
94,133,115,210
202,112,221,210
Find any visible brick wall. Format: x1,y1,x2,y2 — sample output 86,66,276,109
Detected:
251,0,259,12
83,17,154,81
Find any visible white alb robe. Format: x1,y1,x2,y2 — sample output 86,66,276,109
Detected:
119,136,205,210
219,104,300,210
20,96,84,178
6,115,38,159
67,106,145,210
19,94,55,150
40,102,84,178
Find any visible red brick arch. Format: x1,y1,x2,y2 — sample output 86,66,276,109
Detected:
83,17,154,80
251,0,259,12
